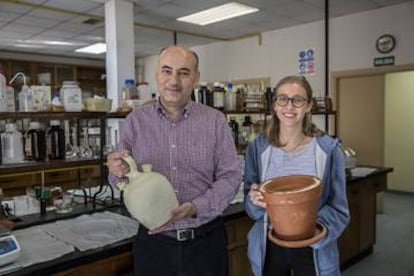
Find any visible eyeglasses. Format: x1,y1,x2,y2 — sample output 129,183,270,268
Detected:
275,96,309,108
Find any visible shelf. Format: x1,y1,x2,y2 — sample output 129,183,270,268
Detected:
0,158,101,177
0,111,107,120
106,111,131,119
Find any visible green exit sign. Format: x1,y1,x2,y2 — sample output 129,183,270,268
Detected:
374,56,395,67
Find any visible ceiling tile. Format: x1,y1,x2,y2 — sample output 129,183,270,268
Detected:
0,3,32,14
13,15,63,28
26,8,74,21
44,0,103,13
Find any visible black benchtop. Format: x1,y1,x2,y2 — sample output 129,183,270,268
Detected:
5,202,246,276
5,166,393,275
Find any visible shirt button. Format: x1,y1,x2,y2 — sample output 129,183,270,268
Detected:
171,144,176,148
184,114,188,118
172,166,177,171
172,123,176,127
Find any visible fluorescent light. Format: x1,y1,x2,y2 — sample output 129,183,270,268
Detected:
177,2,259,26
75,42,106,54
44,41,73,46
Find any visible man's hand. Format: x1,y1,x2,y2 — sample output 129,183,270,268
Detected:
106,150,130,177
148,202,197,234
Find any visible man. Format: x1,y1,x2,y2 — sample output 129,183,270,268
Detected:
107,45,242,275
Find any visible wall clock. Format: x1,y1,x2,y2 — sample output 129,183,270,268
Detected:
376,34,396,54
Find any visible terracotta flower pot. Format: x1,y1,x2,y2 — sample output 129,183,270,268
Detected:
260,175,322,241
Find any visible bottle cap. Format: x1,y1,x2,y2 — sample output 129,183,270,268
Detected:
50,120,61,126
29,121,40,129
124,79,135,86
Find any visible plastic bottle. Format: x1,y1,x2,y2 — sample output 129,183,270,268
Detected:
213,82,224,110
137,82,152,102
123,79,138,100
5,86,15,112
224,82,237,111
60,81,82,112
24,121,46,161
0,64,7,112
18,84,34,112
1,122,24,164
47,120,65,160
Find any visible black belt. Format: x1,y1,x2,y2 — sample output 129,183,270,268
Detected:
158,218,222,242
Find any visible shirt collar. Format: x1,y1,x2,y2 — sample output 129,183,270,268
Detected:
153,99,195,119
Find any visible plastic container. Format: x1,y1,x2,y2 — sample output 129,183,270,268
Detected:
122,79,138,100
60,81,82,112
24,121,46,161
213,82,224,110
224,82,237,111
0,65,7,112
18,85,34,112
47,120,65,160
137,82,152,102
1,123,24,164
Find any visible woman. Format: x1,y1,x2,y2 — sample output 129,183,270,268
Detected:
244,75,350,276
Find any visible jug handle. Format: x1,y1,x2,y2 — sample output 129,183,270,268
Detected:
116,155,139,191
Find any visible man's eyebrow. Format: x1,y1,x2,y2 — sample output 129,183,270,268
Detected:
161,65,172,70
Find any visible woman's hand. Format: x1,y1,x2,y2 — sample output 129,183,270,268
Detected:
249,183,266,208
106,150,130,177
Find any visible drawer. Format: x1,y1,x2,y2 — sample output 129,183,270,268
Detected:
0,174,36,189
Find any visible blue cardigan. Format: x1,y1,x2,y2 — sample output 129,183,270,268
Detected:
243,134,350,276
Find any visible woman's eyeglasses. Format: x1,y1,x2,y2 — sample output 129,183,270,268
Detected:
275,96,309,108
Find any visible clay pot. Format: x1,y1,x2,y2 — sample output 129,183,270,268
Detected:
260,175,322,241
117,156,179,230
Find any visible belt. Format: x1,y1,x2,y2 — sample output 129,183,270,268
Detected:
158,218,222,242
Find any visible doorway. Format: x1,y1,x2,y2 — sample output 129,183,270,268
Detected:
332,64,414,193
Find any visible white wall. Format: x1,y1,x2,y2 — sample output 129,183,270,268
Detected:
141,2,414,97
384,71,414,192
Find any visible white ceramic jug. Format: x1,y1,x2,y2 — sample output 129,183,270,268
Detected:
117,156,179,230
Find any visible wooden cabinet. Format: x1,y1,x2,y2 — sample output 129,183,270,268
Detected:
226,216,254,276
50,214,253,276
0,59,104,96
338,173,388,267
54,252,133,276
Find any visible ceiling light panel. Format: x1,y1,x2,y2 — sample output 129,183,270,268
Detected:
75,42,106,54
177,2,259,26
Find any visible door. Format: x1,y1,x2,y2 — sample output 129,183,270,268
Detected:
337,75,385,166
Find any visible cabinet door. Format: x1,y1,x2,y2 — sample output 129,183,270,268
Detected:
226,216,254,276
36,63,55,86
359,180,376,251
56,65,75,90
338,185,361,264
10,61,33,92
76,66,106,96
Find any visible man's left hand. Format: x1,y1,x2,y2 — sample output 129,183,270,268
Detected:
148,202,197,234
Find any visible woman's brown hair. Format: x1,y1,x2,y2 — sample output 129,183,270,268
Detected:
264,75,323,147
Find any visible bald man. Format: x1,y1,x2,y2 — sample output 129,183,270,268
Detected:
107,46,242,275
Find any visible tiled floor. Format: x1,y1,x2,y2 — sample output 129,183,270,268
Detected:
342,192,414,276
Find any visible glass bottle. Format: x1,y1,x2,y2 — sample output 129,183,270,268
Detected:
213,82,224,110
24,121,46,161
228,116,239,147
64,120,77,159
240,116,253,147
47,120,65,160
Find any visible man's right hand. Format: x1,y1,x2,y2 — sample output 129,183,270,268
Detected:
106,150,130,177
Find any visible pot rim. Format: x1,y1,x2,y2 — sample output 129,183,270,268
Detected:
260,175,321,194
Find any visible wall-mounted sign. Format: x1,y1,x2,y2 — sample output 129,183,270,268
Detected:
373,56,395,67
298,48,315,75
